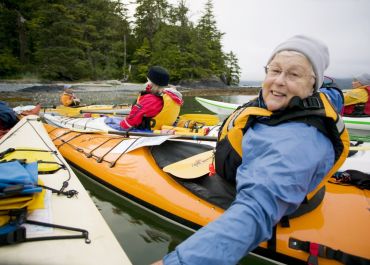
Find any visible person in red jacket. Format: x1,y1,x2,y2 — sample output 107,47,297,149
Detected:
120,66,183,130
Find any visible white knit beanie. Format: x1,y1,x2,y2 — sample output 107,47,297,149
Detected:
267,35,330,91
356,73,370,86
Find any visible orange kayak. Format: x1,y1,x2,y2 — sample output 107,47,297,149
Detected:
45,123,370,265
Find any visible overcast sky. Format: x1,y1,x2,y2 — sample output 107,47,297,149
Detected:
164,0,370,81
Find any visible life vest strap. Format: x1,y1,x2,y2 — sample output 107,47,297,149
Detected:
302,96,322,109
288,185,325,220
267,186,326,251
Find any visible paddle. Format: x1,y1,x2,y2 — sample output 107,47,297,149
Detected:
106,130,218,142
80,109,130,115
63,125,217,154
161,145,370,179
77,109,221,125
163,150,213,179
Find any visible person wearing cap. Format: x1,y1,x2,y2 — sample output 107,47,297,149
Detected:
153,36,348,265
119,66,183,130
60,85,81,107
343,73,370,116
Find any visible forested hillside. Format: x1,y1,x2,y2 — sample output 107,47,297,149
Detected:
0,0,240,84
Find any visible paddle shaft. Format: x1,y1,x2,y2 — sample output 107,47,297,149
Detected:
107,130,218,142
80,109,130,115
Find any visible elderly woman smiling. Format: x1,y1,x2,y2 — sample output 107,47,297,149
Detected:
154,35,349,265
263,50,316,111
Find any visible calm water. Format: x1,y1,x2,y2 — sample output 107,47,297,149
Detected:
1,85,278,265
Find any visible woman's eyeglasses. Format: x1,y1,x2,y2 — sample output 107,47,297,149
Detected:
264,65,315,82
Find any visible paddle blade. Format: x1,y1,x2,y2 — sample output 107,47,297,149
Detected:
163,150,213,179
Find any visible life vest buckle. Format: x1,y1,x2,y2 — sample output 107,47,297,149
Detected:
302,97,322,109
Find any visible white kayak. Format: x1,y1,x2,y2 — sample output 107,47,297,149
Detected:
43,113,220,148
14,104,130,117
13,105,37,114
195,96,243,117
43,113,118,133
0,116,132,265
195,96,370,132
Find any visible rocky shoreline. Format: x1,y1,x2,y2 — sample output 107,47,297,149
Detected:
0,79,261,96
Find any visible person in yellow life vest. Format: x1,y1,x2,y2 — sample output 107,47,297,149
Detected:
154,35,349,265
113,66,183,130
60,85,80,107
343,73,370,116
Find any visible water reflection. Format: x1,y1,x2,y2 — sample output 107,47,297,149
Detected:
74,166,276,265
75,168,192,265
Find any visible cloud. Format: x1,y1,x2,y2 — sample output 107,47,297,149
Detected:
181,0,370,80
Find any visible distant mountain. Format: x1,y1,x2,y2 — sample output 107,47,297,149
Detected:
333,78,352,90
239,80,262,87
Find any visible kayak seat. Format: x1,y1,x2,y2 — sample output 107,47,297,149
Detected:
151,141,236,209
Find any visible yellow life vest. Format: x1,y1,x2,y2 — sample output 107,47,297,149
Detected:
150,93,181,130
344,85,369,106
216,93,350,200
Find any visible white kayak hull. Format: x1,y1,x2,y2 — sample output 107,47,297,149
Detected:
43,113,117,133
0,116,132,265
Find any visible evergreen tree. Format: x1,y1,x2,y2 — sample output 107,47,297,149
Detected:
224,51,241,85
0,0,241,84
195,0,225,76
131,37,152,82
134,0,169,46
150,0,202,81
0,0,34,76
76,0,132,80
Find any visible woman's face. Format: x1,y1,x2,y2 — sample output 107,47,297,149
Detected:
262,52,316,111
352,80,362,88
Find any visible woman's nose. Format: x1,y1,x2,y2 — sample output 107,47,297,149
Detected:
274,71,287,84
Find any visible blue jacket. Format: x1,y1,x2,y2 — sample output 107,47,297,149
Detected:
163,89,341,265
0,101,18,129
